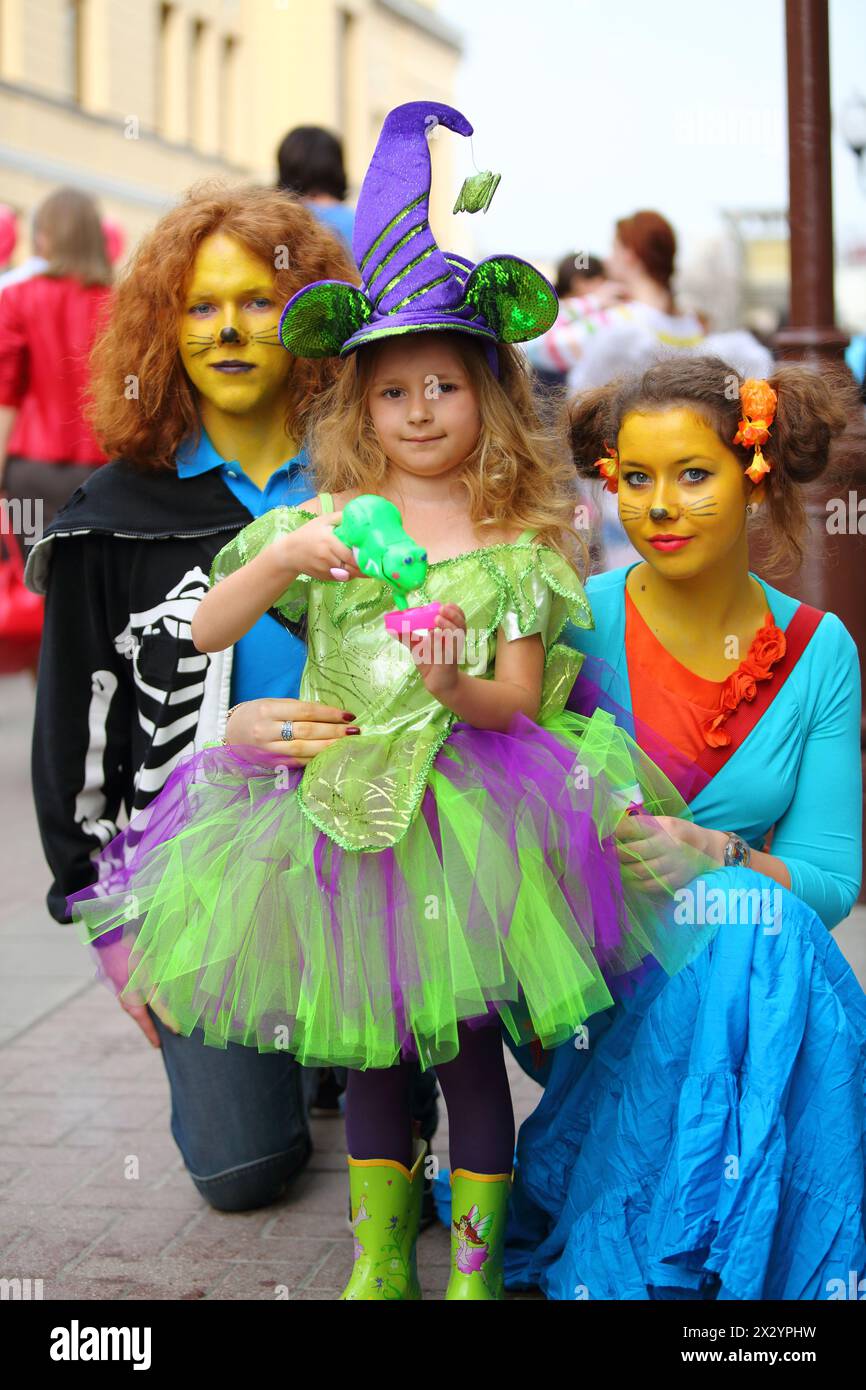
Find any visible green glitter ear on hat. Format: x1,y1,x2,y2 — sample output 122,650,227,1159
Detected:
462,256,559,343
279,281,372,358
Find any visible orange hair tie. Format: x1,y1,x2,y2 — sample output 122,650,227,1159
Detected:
593,445,619,494
733,378,777,484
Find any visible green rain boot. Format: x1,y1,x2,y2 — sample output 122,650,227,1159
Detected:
341,1139,426,1300
445,1168,512,1301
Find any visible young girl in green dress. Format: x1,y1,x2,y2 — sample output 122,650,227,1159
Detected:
68,101,709,1301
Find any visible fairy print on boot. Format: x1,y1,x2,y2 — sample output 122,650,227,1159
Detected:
342,1140,426,1300
446,1169,512,1301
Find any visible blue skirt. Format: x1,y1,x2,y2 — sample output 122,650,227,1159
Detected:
505,867,866,1300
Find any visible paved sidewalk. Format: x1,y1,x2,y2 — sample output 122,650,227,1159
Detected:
2,671,864,1300
0,984,543,1300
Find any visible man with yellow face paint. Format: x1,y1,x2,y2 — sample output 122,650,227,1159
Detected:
178,232,301,486
507,354,866,1301
25,184,439,1214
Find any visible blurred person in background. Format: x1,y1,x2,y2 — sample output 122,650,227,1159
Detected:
0,188,113,569
277,125,355,254
533,251,608,396
554,250,607,300
0,207,49,291
525,210,706,395
0,250,50,292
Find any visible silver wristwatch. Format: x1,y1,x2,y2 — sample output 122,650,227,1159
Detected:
722,831,751,868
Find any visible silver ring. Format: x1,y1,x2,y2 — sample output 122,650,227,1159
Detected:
280,721,294,742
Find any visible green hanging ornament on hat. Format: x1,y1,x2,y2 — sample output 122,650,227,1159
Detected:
453,169,501,215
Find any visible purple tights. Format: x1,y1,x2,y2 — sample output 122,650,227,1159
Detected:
345,1018,515,1173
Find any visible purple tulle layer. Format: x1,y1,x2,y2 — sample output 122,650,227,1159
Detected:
67,708,710,1065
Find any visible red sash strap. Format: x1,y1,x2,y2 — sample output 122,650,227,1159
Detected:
692,602,824,780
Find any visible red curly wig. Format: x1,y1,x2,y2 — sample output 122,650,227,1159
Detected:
86,180,357,470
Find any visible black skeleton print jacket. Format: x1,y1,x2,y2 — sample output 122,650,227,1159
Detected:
25,458,266,924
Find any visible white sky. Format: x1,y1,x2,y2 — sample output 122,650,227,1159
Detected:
434,0,866,269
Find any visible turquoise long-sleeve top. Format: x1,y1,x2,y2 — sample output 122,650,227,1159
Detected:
566,566,862,929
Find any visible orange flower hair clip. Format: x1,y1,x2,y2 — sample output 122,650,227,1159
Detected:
733,378,777,485
593,445,619,494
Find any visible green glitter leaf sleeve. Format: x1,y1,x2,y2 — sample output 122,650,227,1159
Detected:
209,505,317,624
495,546,593,648
491,545,593,723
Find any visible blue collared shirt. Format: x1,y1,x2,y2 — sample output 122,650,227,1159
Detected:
176,429,311,705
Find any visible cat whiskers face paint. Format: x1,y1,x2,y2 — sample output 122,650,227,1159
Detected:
186,334,217,358
617,500,643,521
617,408,755,577
177,232,294,413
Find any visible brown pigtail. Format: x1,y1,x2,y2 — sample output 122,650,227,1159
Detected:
760,363,860,571
568,384,620,480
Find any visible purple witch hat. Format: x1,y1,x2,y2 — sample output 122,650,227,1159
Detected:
278,101,558,365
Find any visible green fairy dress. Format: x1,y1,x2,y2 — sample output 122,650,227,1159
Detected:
214,493,593,853
68,494,707,1069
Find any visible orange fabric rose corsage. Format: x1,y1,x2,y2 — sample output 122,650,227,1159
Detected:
593,445,619,493
733,378,777,485
701,612,786,748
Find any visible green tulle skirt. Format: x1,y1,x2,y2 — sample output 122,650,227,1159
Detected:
67,708,715,1069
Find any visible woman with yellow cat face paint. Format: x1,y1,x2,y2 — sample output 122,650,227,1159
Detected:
508,355,866,1301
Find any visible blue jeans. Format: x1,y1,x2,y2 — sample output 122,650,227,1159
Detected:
149,1010,440,1212
149,1008,315,1211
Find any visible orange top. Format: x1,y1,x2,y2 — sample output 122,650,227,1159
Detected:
625,590,788,765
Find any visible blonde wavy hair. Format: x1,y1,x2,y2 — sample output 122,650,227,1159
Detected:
304,331,586,573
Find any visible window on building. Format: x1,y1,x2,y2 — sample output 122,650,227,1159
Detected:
156,3,170,134
66,0,84,104
156,3,173,138
336,9,353,138
219,34,239,161
189,17,205,147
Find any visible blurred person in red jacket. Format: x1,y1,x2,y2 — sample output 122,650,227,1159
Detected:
0,187,113,567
